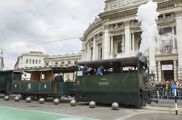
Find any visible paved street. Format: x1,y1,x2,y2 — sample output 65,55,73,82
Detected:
0,97,182,120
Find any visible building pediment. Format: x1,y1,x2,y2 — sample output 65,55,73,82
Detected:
100,0,177,21
104,0,147,11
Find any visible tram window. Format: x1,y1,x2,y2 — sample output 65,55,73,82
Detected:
139,61,147,71
41,74,45,80
112,62,121,73
123,66,137,72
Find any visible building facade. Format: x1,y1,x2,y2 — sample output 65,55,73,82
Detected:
15,51,82,69
44,52,81,67
81,0,182,81
14,51,48,69
0,57,4,70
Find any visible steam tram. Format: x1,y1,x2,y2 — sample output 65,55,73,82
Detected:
75,55,152,107
0,56,151,107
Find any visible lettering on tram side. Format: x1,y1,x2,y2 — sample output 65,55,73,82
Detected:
98,78,109,86
98,81,109,86
100,78,107,81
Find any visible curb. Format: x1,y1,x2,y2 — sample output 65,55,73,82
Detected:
144,105,182,114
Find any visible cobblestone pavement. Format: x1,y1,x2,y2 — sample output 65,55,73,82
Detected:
0,98,182,120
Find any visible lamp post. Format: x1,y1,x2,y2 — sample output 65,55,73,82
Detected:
0,48,3,71
0,48,3,56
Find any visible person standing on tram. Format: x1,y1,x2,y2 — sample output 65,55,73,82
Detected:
96,66,104,75
82,65,88,75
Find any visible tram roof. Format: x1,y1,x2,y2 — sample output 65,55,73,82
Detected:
13,66,76,73
77,56,139,65
77,56,140,68
0,70,14,73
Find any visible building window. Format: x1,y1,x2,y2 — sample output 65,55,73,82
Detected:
29,59,31,64
90,47,93,61
26,59,28,64
98,44,102,60
36,59,38,64
159,27,172,35
55,62,58,65
32,59,35,64
39,60,41,64
117,41,122,53
68,61,71,65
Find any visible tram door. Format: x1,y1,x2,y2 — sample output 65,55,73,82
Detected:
53,83,58,94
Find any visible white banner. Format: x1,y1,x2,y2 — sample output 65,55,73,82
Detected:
162,64,173,70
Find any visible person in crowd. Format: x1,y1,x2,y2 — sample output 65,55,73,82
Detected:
171,81,177,96
55,73,64,82
96,66,104,75
164,81,169,98
82,65,89,75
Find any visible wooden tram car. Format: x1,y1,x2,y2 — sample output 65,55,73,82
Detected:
0,66,76,99
0,70,21,94
75,56,152,107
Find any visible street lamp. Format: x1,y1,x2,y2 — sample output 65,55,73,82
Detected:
0,48,3,70
0,48,3,55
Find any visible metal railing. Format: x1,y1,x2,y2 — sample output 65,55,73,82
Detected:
152,87,182,100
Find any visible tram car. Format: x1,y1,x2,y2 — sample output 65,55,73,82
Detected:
0,70,21,94
9,66,76,99
75,55,152,107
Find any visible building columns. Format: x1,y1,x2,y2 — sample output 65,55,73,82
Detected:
172,27,177,54
173,60,177,81
93,37,97,60
131,33,135,51
122,35,125,53
103,26,110,59
176,12,182,80
110,36,114,58
157,61,161,81
124,22,131,54
86,44,90,61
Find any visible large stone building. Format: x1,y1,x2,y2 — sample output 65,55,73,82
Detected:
15,51,81,69
44,52,81,67
14,51,48,69
81,0,182,81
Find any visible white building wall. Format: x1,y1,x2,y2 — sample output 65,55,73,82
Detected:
15,51,48,69
0,57,4,70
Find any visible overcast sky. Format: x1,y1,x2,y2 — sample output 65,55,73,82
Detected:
0,0,105,69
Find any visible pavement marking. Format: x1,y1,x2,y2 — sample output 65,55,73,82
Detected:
114,111,169,120
0,106,100,120
115,107,182,120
